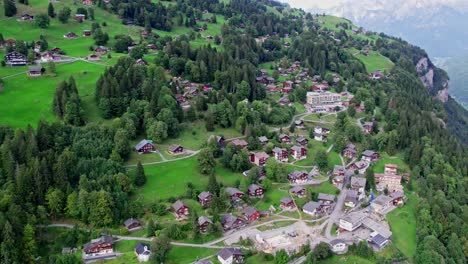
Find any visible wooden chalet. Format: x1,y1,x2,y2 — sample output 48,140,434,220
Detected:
95,46,109,54
83,30,92,37
147,44,157,50
295,136,309,146
172,200,189,219
361,150,380,163
384,164,398,175
266,84,278,93
282,81,294,93
123,218,141,231
278,133,291,143
288,170,309,184
225,187,244,202
86,54,101,61
82,0,93,5
20,14,34,21
258,136,269,145
247,184,264,198
135,139,155,154
289,185,306,198
198,191,213,207
314,126,330,135
220,214,247,232
250,152,269,166
351,160,369,174
389,191,405,206
314,133,327,142
217,248,244,264
363,122,374,134
278,97,291,106
272,147,288,162
303,201,322,216
198,216,213,233
74,14,86,21
280,197,296,210
243,206,261,222
83,235,114,256
28,66,42,77
63,32,78,39
4,51,27,66
333,165,345,176
135,58,148,66
168,144,184,155
135,243,151,262
294,119,305,128
291,145,307,160
230,139,248,149
343,144,357,159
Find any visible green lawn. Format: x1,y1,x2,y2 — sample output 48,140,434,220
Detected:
348,48,394,73
245,253,275,264
308,181,338,196
386,192,418,260
254,184,289,211
320,254,375,264
167,246,217,264
373,153,409,174
132,156,243,203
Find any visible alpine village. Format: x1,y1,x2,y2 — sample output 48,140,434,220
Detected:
0,0,466,264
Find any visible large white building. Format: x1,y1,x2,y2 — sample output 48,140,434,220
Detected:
306,91,341,106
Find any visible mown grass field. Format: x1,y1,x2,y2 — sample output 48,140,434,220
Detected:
373,153,409,174
348,48,394,73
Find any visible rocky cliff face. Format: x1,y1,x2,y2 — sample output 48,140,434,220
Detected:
416,57,449,103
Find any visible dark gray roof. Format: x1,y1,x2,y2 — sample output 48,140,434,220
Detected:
288,170,308,179
289,185,305,193
259,136,268,142
303,201,320,212
244,206,258,217
218,248,243,260
225,187,243,196
272,147,287,153
296,136,308,143
291,145,303,152
28,65,42,72
198,191,212,200
83,235,114,251
135,139,153,151
372,195,392,206
362,150,376,156
351,177,366,187
370,234,388,246
329,239,346,246
248,184,262,193
198,216,212,226
135,243,151,255
168,144,182,152
279,133,289,139
318,193,335,201
172,200,188,211
123,218,140,228
280,197,293,204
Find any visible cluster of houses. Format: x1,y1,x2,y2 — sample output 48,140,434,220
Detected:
313,125,330,142
134,139,185,155
249,133,309,166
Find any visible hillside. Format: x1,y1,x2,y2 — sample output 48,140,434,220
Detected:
0,1,466,264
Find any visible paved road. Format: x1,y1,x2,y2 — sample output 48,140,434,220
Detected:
125,150,201,167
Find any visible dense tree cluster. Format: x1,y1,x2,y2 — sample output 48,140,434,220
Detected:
53,77,85,126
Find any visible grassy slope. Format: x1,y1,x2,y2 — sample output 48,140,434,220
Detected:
348,48,394,73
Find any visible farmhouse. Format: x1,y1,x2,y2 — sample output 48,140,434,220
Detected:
198,216,213,233
20,14,34,21
332,176,344,188
168,145,184,155
247,184,264,198
95,46,109,54
5,51,27,66
302,201,321,216
314,126,330,135
361,150,380,163
318,193,336,212
83,235,114,256
294,119,305,128
243,206,261,222
389,191,405,206
231,139,248,148
64,32,78,39
290,145,307,160
369,70,383,80
172,200,189,219
40,52,61,62
83,30,92,37
75,14,86,21
295,136,308,146
288,170,309,184
123,218,141,231
225,187,244,202
135,139,155,154
272,147,288,162
289,185,306,198
86,54,101,61
135,58,148,66
28,66,42,77
134,243,151,262
343,144,357,159
220,214,247,232
314,133,327,142
258,136,269,145
217,248,244,264
363,122,374,134
198,191,213,206
278,134,291,143
250,152,269,166
280,197,296,210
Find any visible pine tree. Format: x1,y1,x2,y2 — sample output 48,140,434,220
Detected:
22,224,37,264
48,2,55,17
207,172,219,196
3,0,17,17
151,233,171,263
147,219,155,237
134,161,147,186
191,210,200,240
1,221,17,263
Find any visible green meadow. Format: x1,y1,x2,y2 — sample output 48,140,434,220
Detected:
348,48,394,73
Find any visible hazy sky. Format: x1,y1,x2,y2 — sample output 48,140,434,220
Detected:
282,0,468,10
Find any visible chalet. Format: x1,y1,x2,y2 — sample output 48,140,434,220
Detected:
258,136,268,145
368,232,389,249
198,216,213,233
217,248,244,264
351,160,369,174
206,35,214,41
134,243,151,262
369,70,382,80
389,191,405,206
278,134,291,143
250,152,269,166
291,145,307,160
75,14,86,21
343,144,357,159
220,214,247,232
86,54,101,61
314,133,327,142
266,84,278,93
294,119,305,128
247,184,264,198
141,30,150,37
175,94,187,104
20,14,34,21
278,97,291,106
314,126,330,135
95,46,109,54
363,122,374,134
374,173,403,193
289,185,306,198
288,170,309,184
135,139,155,154
168,145,184,155
28,66,43,77
83,235,114,256
135,58,148,66
371,195,393,215
198,191,213,207
123,218,141,231
64,32,77,39
82,0,93,5
295,136,309,146
318,193,336,212
303,201,321,216
280,197,296,210
282,81,294,93
83,30,92,37
312,75,322,82
172,200,189,219
384,164,398,175
344,190,359,208
332,176,344,188
329,239,347,254
259,69,268,76
231,139,248,149
40,52,61,62
350,177,366,200
361,150,380,163
243,206,261,222
225,187,244,202
265,76,275,84
203,84,213,92
312,83,329,92
333,165,345,176
4,51,27,66
147,44,157,50
272,147,288,162
184,87,198,97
